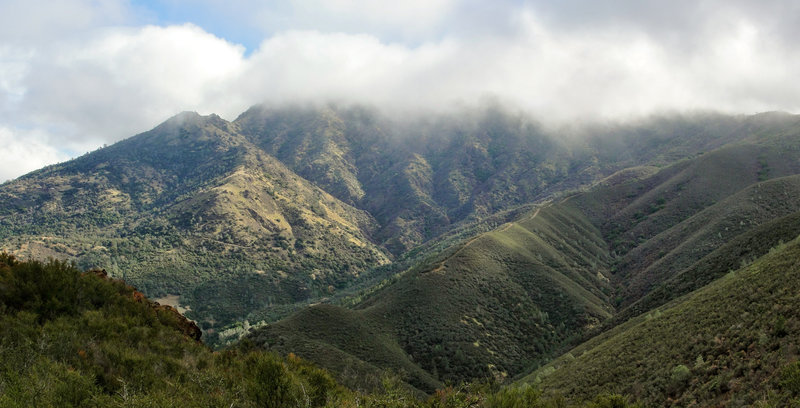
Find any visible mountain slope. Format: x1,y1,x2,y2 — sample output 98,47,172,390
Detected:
0,112,390,335
248,201,615,392
235,104,575,254
249,126,800,393
570,140,800,306
525,232,800,406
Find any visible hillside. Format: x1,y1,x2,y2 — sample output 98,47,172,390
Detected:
571,142,800,306
524,232,800,406
247,123,800,395
248,201,616,392
0,252,646,407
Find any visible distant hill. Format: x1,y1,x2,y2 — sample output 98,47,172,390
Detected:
0,111,390,336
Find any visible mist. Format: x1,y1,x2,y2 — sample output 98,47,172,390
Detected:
1,0,799,181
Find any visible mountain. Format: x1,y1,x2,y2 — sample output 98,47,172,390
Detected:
2,103,800,404
0,111,390,336
245,114,800,395
234,106,782,255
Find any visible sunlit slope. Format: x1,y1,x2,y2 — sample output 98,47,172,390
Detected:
525,233,800,407
248,202,614,391
0,112,390,335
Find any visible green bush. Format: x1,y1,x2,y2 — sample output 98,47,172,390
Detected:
780,361,800,396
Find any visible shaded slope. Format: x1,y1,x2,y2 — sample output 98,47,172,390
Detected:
236,104,573,254
571,140,800,306
612,209,800,326
248,202,614,392
526,233,800,407
617,174,800,303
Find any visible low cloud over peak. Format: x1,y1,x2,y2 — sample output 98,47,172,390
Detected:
1,0,799,181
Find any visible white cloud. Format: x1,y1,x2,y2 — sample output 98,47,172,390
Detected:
0,127,71,183
17,24,246,148
0,0,131,44
1,0,799,181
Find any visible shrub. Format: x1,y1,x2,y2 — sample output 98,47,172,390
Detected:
780,361,800,396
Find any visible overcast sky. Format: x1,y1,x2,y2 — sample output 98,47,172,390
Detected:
1,0,799,181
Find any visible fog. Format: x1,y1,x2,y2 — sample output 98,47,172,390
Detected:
1,0,799,181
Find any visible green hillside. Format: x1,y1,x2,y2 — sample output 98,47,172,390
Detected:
0,252,645,407
248,127,800,395
525,232,800,406
0,253,348,407
570,142,800,307
248,201,616,392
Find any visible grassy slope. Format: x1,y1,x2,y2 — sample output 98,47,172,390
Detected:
525,233,800,407
571,140,800,306
617,174,800,304
611,209,800,327
248,202,614,392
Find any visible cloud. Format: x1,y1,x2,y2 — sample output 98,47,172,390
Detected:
11,24,246,149
1,0,799,180
0,0,131,44
0,127,71,183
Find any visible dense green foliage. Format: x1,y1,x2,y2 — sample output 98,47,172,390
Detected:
0,253,643,407
0,253,348,407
